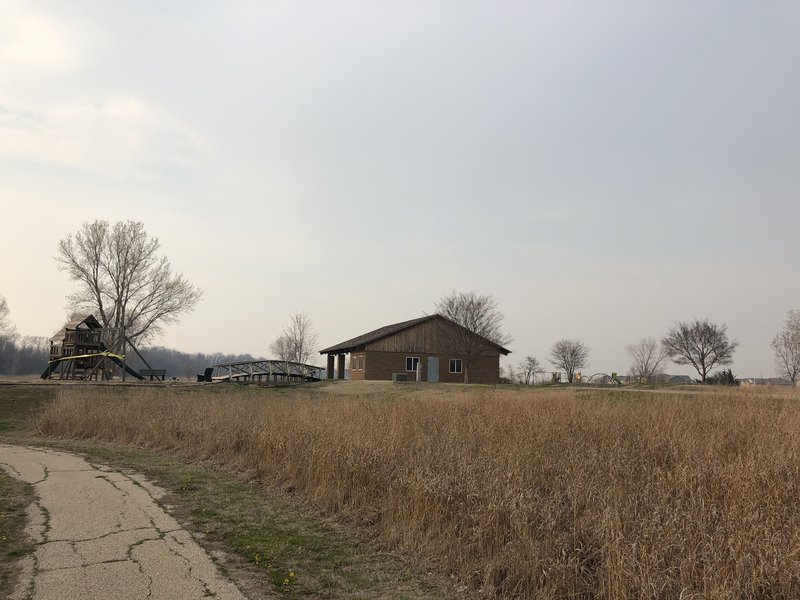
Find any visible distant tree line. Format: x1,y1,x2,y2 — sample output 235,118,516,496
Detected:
509,313,800,387
0,293,49,375
510,318,740,386
0,335,49,375
437,291,800,387
123,346,263,381
0,291,258,378
0,336,259,380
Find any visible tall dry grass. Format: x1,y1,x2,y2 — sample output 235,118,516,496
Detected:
38,385,800,599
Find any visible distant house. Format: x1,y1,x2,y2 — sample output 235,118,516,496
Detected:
668,375,695,385
319,314,511,384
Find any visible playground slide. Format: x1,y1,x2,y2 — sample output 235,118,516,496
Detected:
41,349,144,381
105,354,144,380
98,341,144,380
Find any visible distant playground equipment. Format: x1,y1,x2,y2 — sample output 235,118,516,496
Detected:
585,372,623,385
41,314,161,381
197,367,213,382
209,359,324,384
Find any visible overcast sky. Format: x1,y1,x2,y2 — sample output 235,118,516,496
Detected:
1,1,798,378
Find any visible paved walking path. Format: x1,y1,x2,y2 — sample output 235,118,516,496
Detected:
0,444,248,600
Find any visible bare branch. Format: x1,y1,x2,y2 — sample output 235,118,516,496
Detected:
626,337,668,383
518,355,545,385
433,290,511,383
549,339,589,383
56,220,202,345
661,318,737,384
771,310,800,386
0,293,18,340
270,311,319,365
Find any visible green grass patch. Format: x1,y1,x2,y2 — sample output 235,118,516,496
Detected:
0,384,56,433
0,470,34,598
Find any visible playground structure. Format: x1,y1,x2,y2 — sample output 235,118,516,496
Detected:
585,372,624,385
41,315,322,385
210,359,324,384
42,314,156,381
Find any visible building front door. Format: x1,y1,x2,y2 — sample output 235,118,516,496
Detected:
427,356,439,382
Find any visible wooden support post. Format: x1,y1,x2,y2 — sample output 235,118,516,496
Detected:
127,337,156,374
121,317,127,382
337,354,345,380
327,354,335,380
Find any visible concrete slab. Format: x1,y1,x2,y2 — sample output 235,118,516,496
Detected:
34,540,83,571
25,501,46,543
75,527,161,564
0,444,249,600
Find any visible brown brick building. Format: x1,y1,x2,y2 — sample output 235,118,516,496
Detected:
320,315,510,384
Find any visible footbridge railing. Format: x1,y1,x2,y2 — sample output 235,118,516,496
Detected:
210,359,324,384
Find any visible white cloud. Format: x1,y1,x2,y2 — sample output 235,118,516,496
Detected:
0,96,206,178
0,4,204,178
0,5,81,69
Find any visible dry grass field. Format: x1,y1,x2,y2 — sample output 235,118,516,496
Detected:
36,383,800,599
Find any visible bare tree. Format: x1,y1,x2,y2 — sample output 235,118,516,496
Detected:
549,339,589,383
499,365,517,384
56,221,202,345
626,337,668,384
0,294,16,339
270,335,291,362
0,294,18,374
270,311,319,365
771,310,800,386
434,290,511,383
662,318,737,384
518,355,545,385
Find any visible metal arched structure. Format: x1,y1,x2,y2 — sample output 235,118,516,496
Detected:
585,372,622,385
211,359,324,384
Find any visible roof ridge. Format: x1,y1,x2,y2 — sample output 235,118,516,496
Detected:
319,314,510,355
319,315,436,354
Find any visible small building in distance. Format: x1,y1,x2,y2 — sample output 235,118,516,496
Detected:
740,377,793,386
319,314,511,384
668,375,696,385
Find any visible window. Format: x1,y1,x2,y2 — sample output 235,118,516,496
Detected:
449,358,463,373
405,356,419,372
351,354,364,370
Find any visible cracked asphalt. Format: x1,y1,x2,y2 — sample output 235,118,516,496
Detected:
0,444,248,600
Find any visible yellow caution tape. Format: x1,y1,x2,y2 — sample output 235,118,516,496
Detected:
48,351,126,365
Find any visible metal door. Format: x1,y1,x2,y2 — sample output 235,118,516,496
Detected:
427,356,439,382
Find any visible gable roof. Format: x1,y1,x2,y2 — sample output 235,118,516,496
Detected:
51,314,102,342
319,314,511,355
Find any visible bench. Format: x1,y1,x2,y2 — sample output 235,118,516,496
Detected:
140,369,167,381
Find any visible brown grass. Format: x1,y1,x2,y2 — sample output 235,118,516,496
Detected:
36,383,800,599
